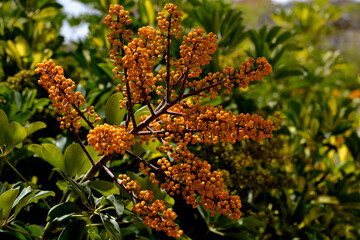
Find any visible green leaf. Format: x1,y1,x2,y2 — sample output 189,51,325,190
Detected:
98,62,115,80
274,66,305,79
58,220,87,240
143,136,161,151
134,105,154,124
239,216,266,235
47,202,82,222
0,109,9,133
100,213,121,240
28,143,65,172
105,92,126,125
54,169,90,206
26,224,42,237
0,188,19,220
64,143,98,178
25,121,46,136
272,30,293,48
23,89,37,111
90,180,120,197
28,190,55,204
5,40,23,69
345,132,360,161
6,222,28,240
12,186,32,208
144,0,155,25
33,7,60,20
3,121,27,154
56,180,68,191
13,189,38,218
310,118,320,137
0,109,9,146
10,111,33,125
88,232,102,240
266,26,281,43
33,98,50,109
106,194,125,216
14,190,55,217
14,91,22,111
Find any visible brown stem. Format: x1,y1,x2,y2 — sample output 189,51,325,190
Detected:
165,111,182,116
145,98,155,117
73,132,95,166
71,103,94,129
125,150,179,185
102,165,140,201
81,154,113,182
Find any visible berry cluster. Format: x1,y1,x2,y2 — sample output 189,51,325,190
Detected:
87,124,135,155
157,3,183,39
35,60,101,132
118,174,183,238
155,157,243,220
104,4,133,71
36,3,274,239
179,27,218,79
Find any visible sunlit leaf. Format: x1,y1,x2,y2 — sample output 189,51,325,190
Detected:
28,143,65,172
105,92,126,125
25,121,46,136
64,143,98,178
0,188,19,220
90,180,120,196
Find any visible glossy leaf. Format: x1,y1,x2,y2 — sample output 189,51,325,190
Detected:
28,143,66,172
106,194,125,216
25,121,46,136
0,109,9,148
0,188,19,220
105,92,126,125
100,213,121,240
3,121,27,154
90,180,120,196
134,105,154,124
47,202,82,222
64,143,98,178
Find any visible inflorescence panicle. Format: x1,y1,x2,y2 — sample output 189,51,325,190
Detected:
35,60,101,133
35,3,274,239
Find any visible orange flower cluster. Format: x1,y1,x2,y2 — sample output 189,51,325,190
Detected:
35,60,100,132
107,3,272,108
157,3,183,39
186,57,272,99
118,174,183,238
108,3,183,105
150,101,274,145
134,200,183,238
120,26,162,103
87,124,135,155
35,3,275,238
179,27,218,78
155,156,242,220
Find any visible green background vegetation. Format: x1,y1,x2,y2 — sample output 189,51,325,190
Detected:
0,0,359,239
